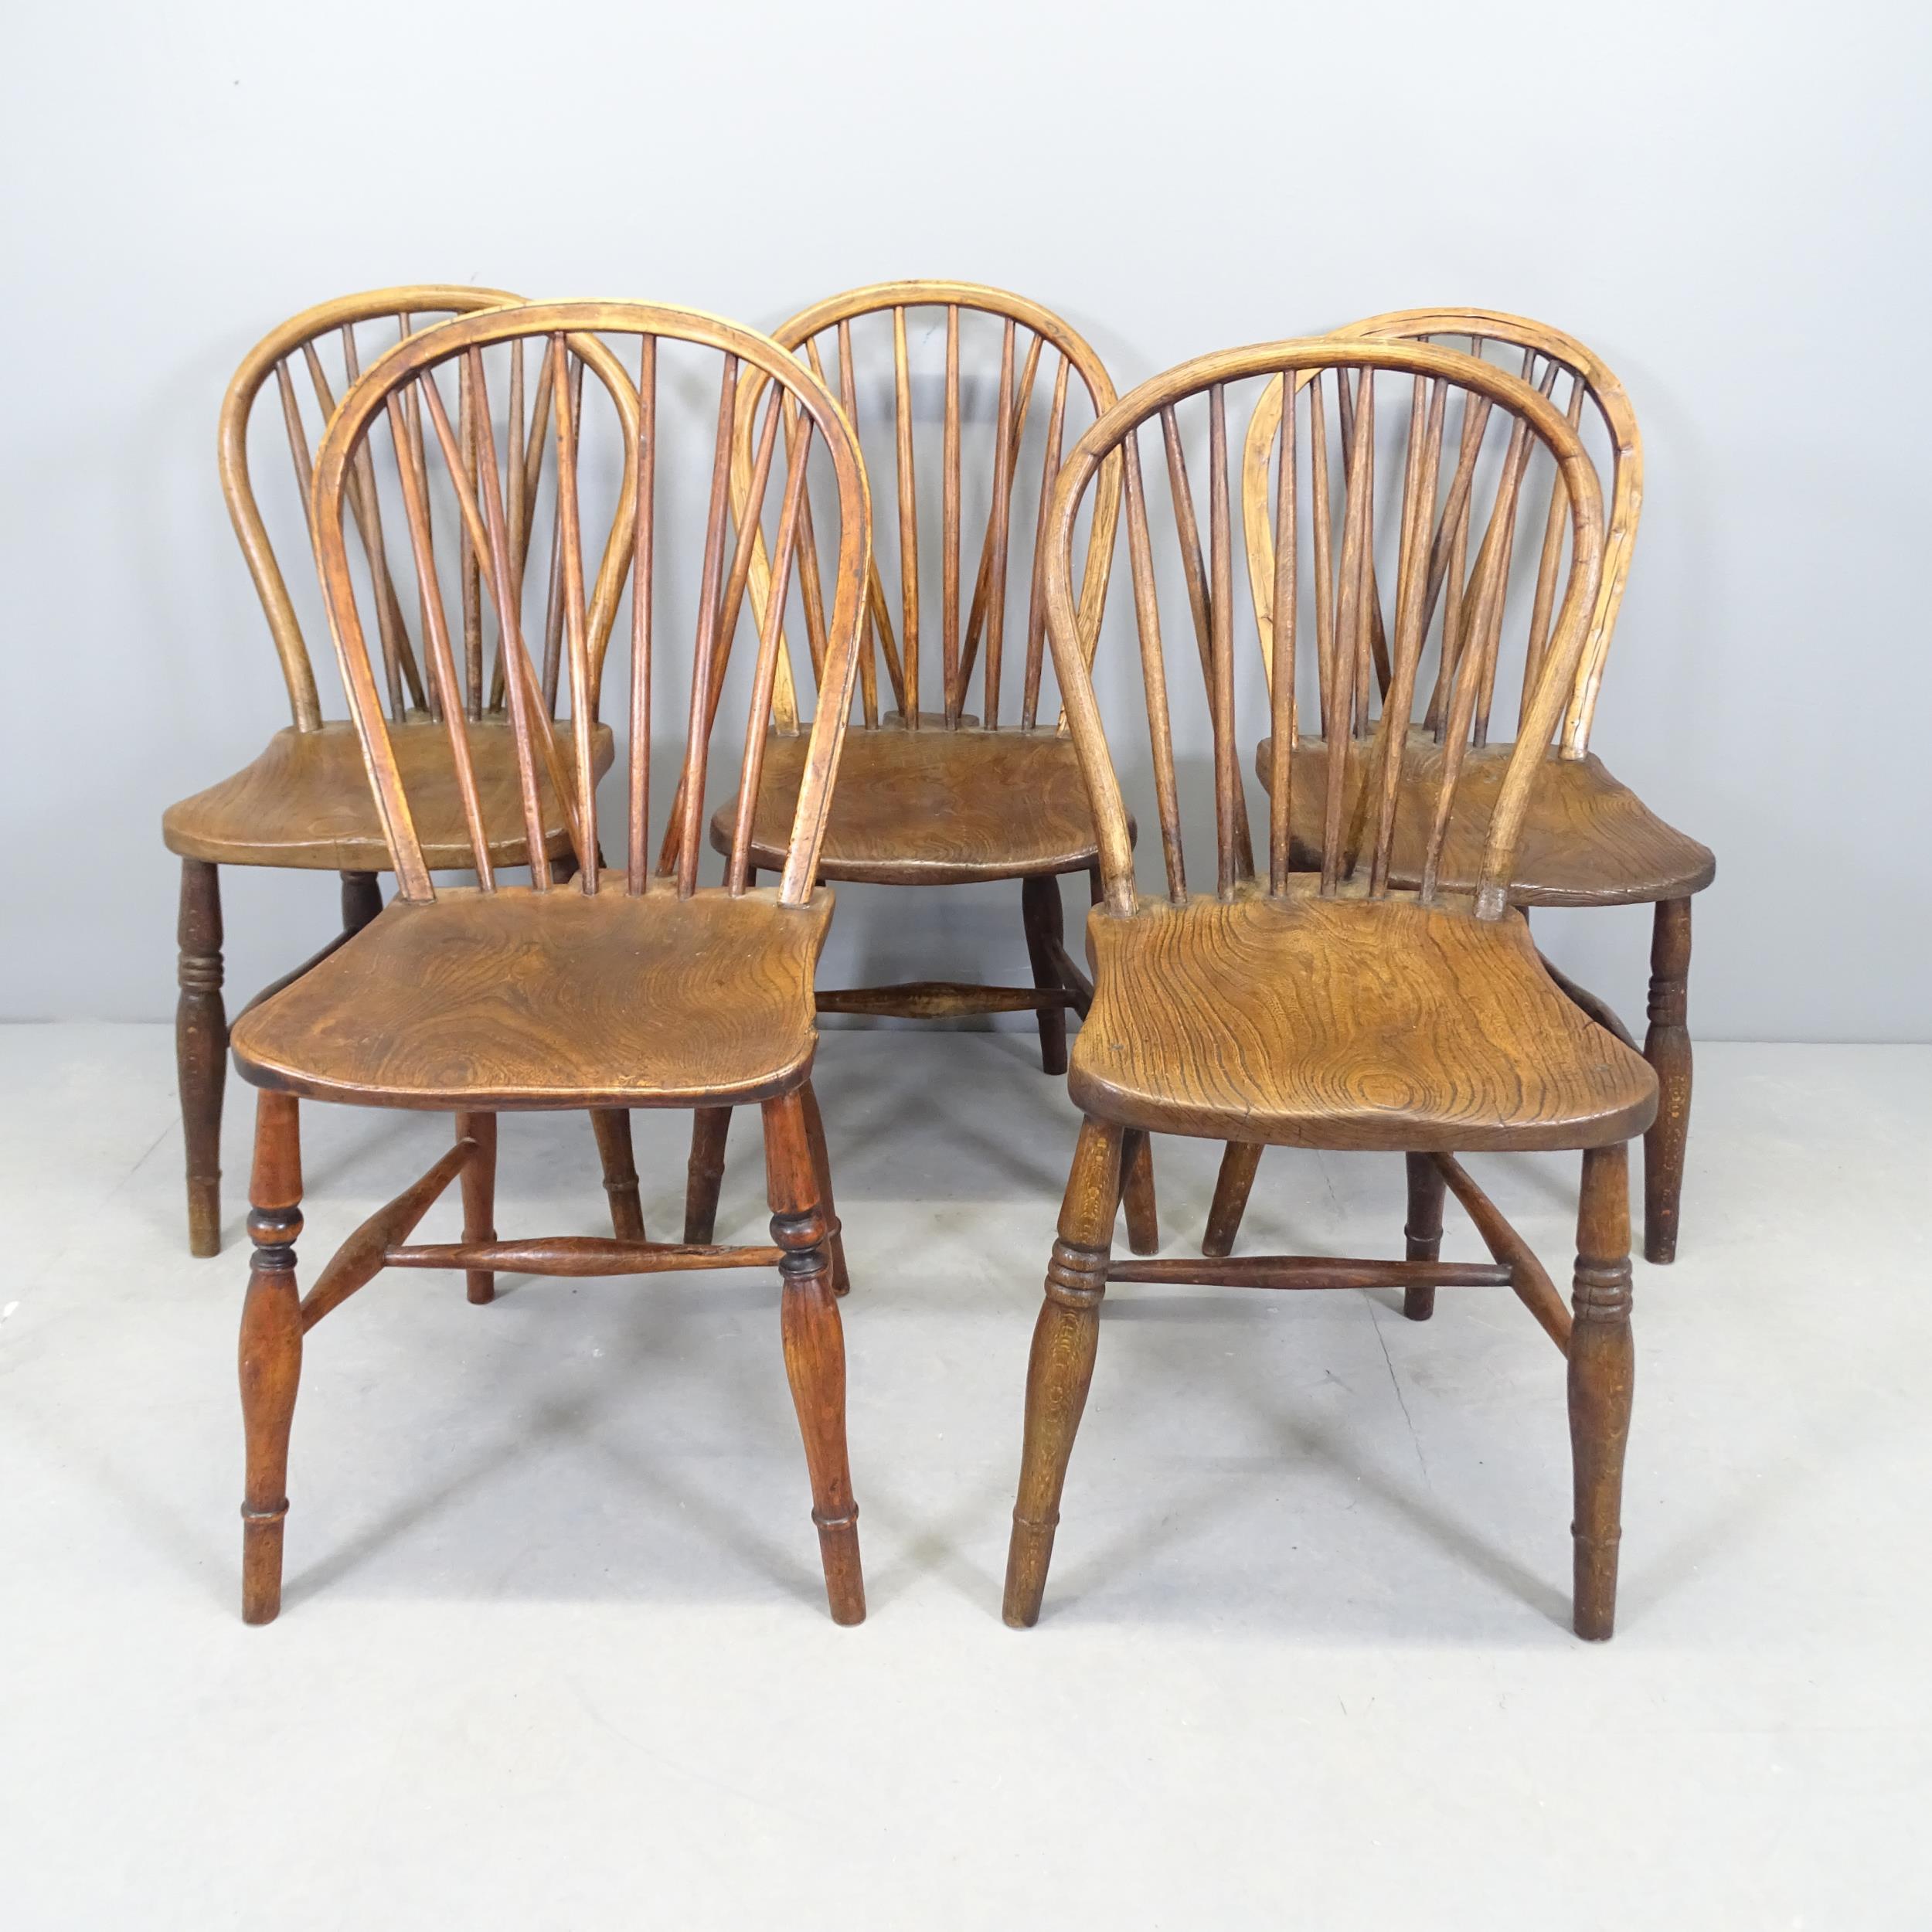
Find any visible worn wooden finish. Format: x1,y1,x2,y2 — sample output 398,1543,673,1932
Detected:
713,722,1107,886
1072,885,1655,1152
229,302,873,1624
232,883,835,1111
1228,309,1711,1264
1249,734,1714,907
164,719,613,872
1005,338,1655,1636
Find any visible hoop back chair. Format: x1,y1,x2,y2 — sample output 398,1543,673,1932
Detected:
163,288,631,1257
1003,339,1656,1640
682,281,1158,1255
1203,310,1712,1267
225,301,873,1626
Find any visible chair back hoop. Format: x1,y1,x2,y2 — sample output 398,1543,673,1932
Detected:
730,280,1121,735
1043,338,1605,924
217,286,527,730
311,300,871,910
1242,308,1640,756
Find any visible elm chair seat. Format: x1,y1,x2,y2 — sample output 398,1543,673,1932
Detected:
1070,883,1657,1151
230,883,832,1111
165,718,612,872
711,723,1104,885
1260,733,1715,906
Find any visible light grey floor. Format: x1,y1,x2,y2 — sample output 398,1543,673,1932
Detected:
2,1025,1927,1928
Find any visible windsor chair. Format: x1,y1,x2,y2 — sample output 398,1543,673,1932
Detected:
1201,311,1711,1270
1003,340,1656,1640
163,288,635,1259
225,301,872,1626
682,282,1160,1259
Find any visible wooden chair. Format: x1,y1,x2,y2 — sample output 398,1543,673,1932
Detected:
1003,339,1657,1639
224,301,872,1624
684,282,1161,1257
1202,311,1711,1269
163,288,636,1257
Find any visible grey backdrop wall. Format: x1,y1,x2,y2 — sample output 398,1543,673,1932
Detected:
4,0,1927,1039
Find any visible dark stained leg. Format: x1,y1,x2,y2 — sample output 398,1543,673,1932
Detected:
1120,1128,1158,1256
799,1079,850,1297
1004,1115,1124,1628
1403,1151,1447,1321
590,1110,647,1243
685,1107,732,1244
457,1111,498,1304
1570,1141,1635,1641
1642,897,1692,1265
1202,1142,1262,1258
177,858,227,1257
239,1090,303,1625
764,1089,865,1624
1021,874,1070,1077
339,869,383,935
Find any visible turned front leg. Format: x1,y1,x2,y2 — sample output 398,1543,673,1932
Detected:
1004,1116,1123,1628
1643,897,1692,1264
764,1090,865,1625
239,1090,303,1624
177,857,226,1257
1403,1151,1447,1321
1570,1141,1635,1641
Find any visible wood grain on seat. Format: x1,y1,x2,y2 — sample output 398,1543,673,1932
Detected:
1257,732,1715,906
230,882,832,1110
710,723,1102,884
1069,883,1655,1151
164,719,612,871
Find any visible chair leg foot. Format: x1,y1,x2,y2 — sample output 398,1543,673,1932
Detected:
590,1109,646,1243
1642,898,1692,1265
685,1107,731,1245
764,1090,865,1624
1118,1128,1158,1255
1570,1141,1634,1641
239,1091,302,1625
1004,1117,1121,1628
1203,1142,1262,1257
177,858,226,1257
457,1111,498,1303
1403,1151,1446,1321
